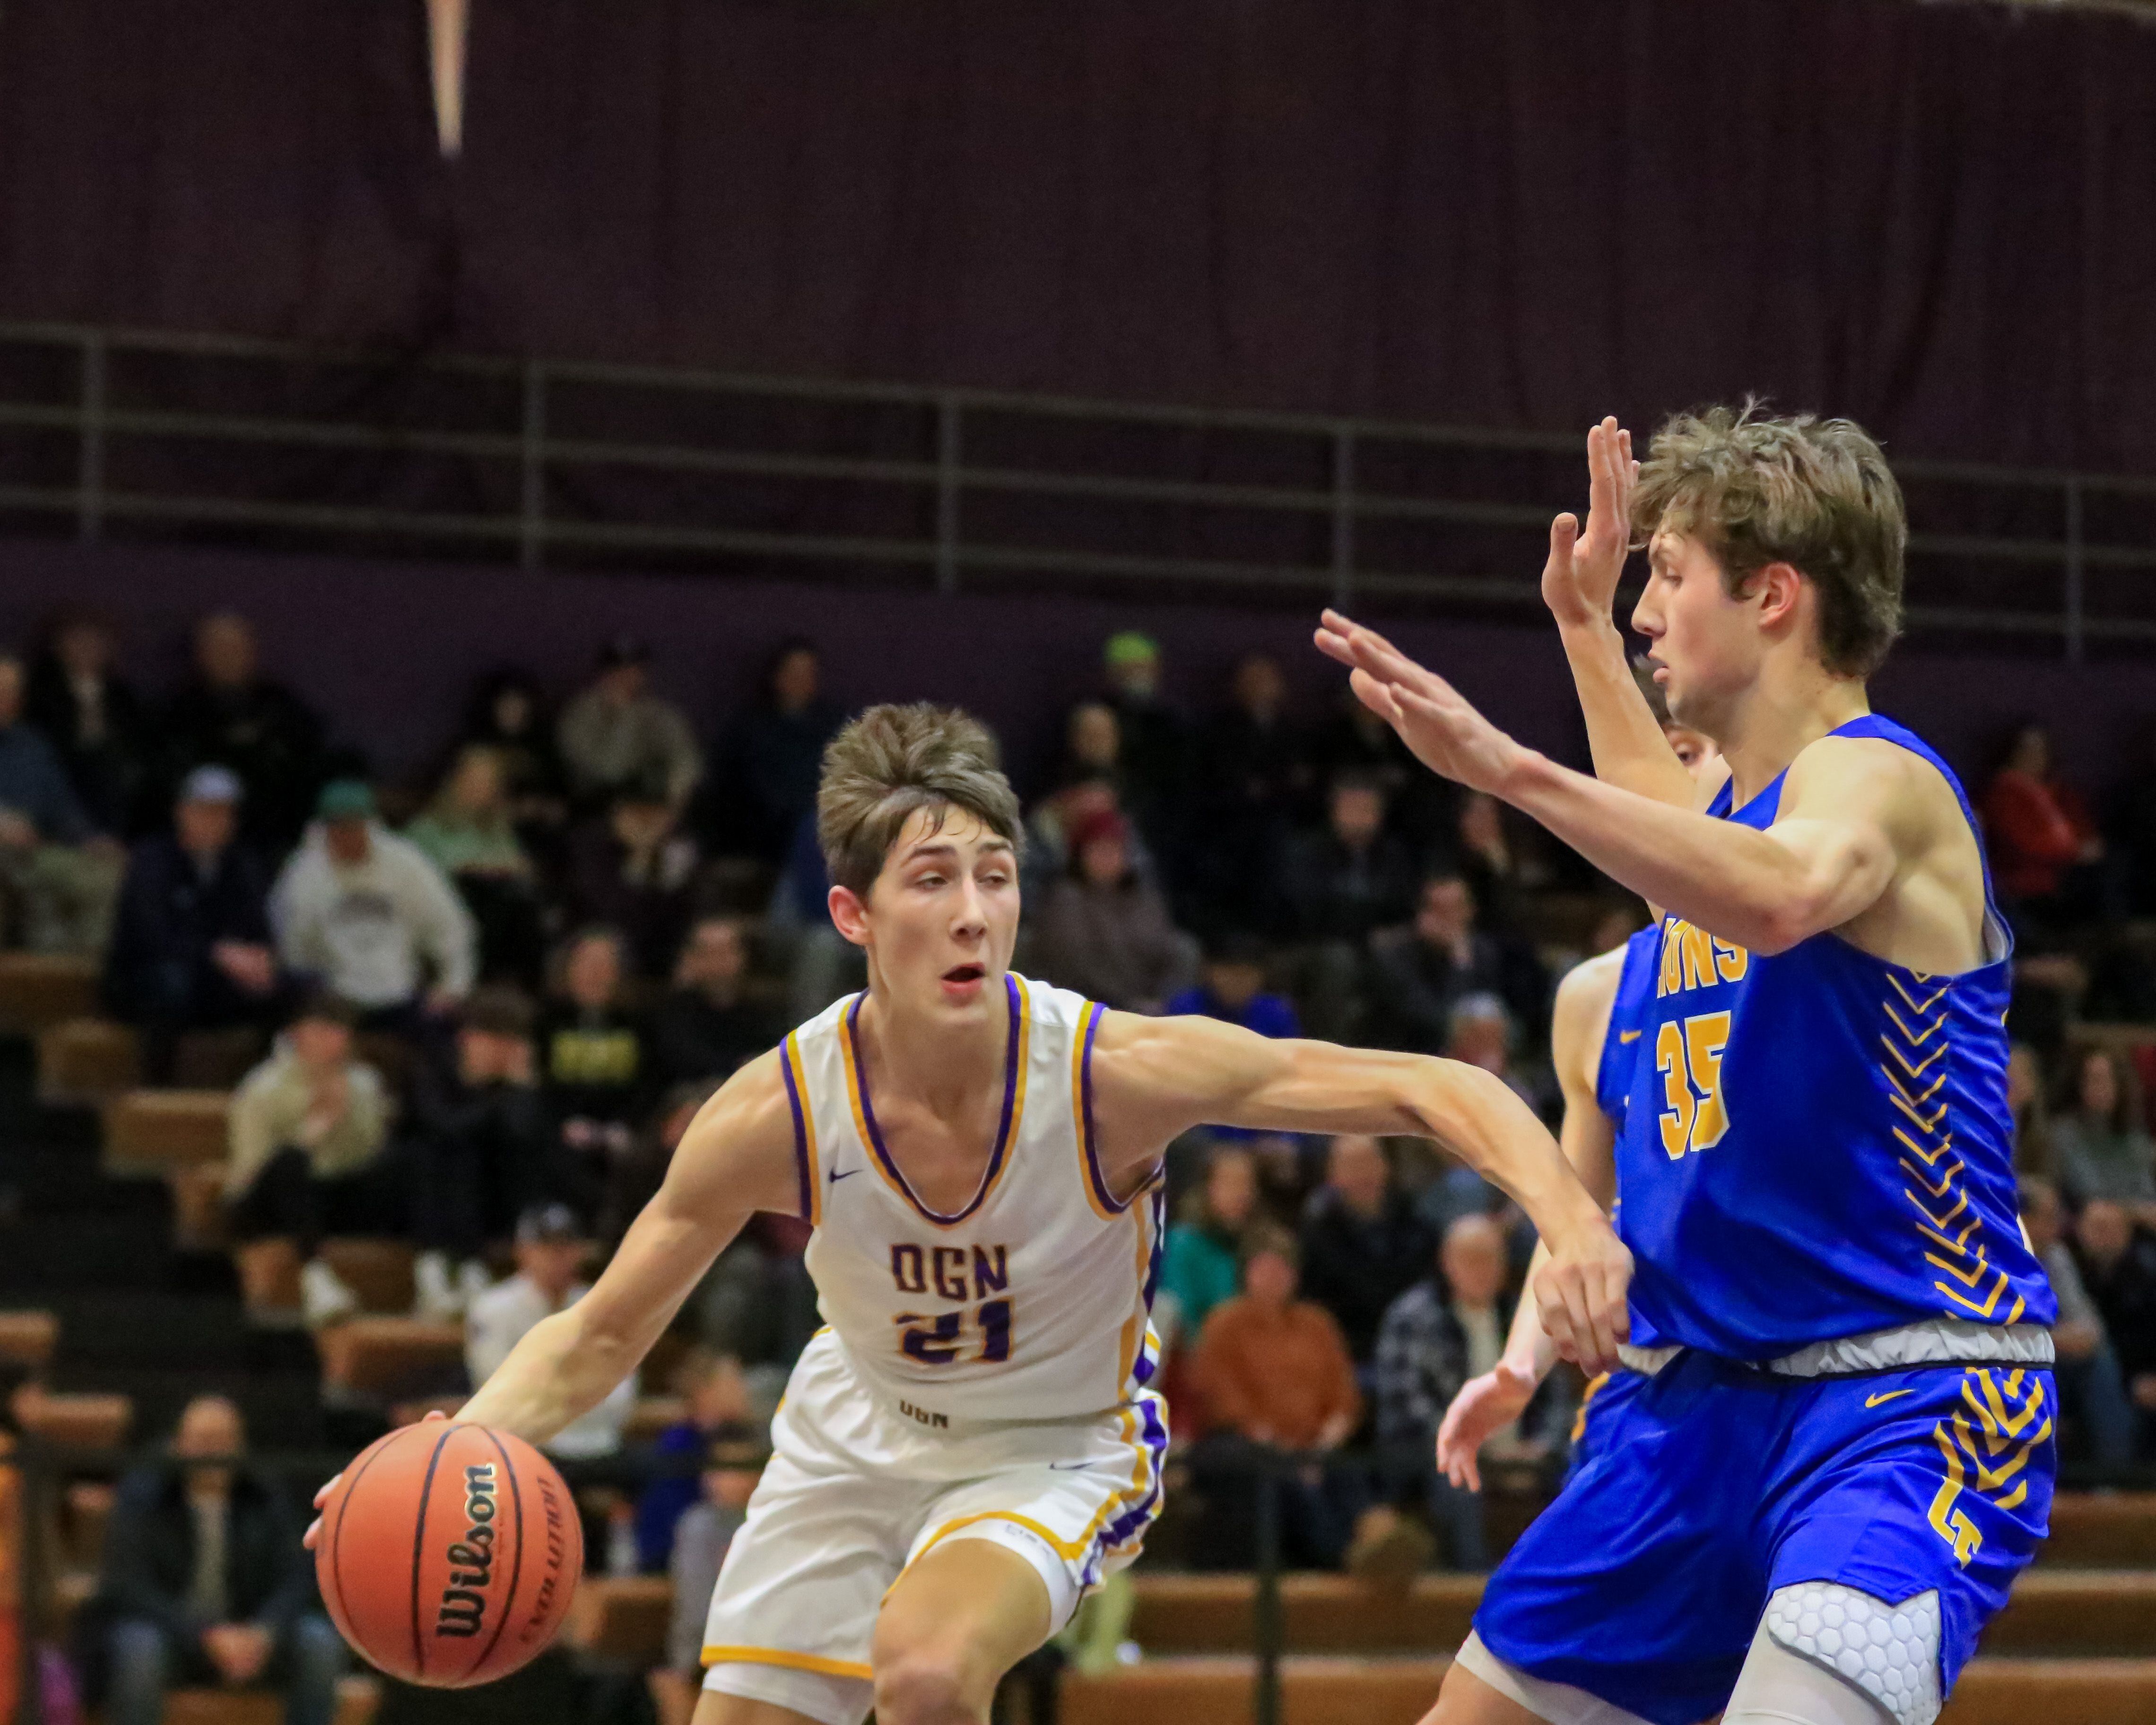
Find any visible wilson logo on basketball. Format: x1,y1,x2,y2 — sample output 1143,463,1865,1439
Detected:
435,1464,499,1638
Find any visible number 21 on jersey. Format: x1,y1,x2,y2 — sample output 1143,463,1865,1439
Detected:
1655,1011,1731,1159
890,1242,1015,1366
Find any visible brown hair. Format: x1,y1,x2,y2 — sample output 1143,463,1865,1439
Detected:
817,703,1024,896
1631,401,1906,679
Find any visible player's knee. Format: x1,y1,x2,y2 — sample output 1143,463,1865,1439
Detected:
872,1649,981,1725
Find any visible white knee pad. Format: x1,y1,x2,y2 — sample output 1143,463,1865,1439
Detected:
1758,1582,1942,1725
1450,1632,1658,1725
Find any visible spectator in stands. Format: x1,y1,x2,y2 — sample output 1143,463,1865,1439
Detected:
1417,997,1540,1235
1981,723,2106,941
2073,1199,2156,1453
566,778,702,978
1374,1214,1558,1569
406,987,553,1320
26,610,148,838
0,651,125,953
90,1395,341,1725
1189,1232,1365,1570
2054,1046,2156,1227
1279,773,1419,946
1297,1135,1435,1371
2007,1041,2054,1177
103,766,280,1081
539,928,652,1222
557,637,702,818
1365,874,1526,1056
1454,793,1540,938
405,744,543,985
2020,1179,2136,1468
652,1431,764,1725
270,780,476,1032
1165,932,1299,1040
160,612,325,849
634,1350,756,1572
224,993,395,1327
1188,651,1308,937
651,916,781,1085
457,668,569,856
1159,1144,1261,1350
466,1203,636,1459
1311,687,1455,860
1028,808,1198,1013
709,638,843,865
1099,632,1188,874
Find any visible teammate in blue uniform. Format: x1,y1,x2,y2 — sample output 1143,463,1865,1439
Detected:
1318,406,2055,1725
1436,686,1716,1492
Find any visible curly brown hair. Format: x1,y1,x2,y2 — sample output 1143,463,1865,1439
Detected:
1631,401,1906,679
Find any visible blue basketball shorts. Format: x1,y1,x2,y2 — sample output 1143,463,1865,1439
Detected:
1476,1350,2054,1725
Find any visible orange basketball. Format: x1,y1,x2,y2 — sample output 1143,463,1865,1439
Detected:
315,1421,583,1687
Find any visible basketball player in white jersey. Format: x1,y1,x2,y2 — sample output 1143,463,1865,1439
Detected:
331,703,1630,1725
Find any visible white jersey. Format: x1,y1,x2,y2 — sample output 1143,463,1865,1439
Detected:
777,973,1164,1422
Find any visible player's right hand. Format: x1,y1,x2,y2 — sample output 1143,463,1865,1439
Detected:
1532,1220,1632,1377
1435,1359,1538,1493
1539,417,1637,629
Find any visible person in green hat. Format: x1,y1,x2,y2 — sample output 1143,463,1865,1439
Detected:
1098,631,1189,879
267,778,477,1023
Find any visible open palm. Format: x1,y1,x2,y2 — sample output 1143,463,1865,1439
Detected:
1540,417,1639,628
1313,612,1528,794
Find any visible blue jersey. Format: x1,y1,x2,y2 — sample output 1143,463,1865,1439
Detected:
1592,925,1663,1128
1614,714,2054,1358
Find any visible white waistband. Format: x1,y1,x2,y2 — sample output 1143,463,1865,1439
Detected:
1617,1319,2055,1381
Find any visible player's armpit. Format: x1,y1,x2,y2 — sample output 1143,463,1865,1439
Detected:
459,1052,799,1443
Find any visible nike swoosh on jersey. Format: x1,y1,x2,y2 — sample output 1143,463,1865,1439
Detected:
1863,1389,1915,1408
828,1167,859,1183
1617,1030,1642,1044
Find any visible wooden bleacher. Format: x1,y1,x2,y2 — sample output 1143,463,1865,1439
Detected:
0,1308,58,1370
20,1390,132,1450
315,1316,466,1401
0,952,97,1036
103,1089,231,1174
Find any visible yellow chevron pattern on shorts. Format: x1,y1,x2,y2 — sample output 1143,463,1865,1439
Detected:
1926,1367,2050,1566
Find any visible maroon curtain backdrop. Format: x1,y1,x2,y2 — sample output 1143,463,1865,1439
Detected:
2,0,2155,470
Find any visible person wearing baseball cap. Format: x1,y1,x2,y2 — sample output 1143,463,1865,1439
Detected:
466,1203,636,1461
104,758,281,1080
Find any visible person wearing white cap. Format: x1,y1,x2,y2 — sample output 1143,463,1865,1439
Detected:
104,764,282,1080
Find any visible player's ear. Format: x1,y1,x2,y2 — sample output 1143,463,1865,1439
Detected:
827,883,872,949
1751,561,1805,635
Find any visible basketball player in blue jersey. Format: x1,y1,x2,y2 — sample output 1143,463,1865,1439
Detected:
1318,404,2055,1725
317,704,1631,1725
1437,690,1717,1494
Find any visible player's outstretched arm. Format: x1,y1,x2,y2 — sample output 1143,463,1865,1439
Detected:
457,1049,800,1444
1090,1012,1631,1374
1437,954,1622,1490
1315,613,1909,956
1539,419,1699,810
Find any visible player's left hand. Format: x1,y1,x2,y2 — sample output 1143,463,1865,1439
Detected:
1531,1220,1633,1377
1313,611,1531,795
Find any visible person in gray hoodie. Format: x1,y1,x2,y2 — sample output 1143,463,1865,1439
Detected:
268,780,476,1027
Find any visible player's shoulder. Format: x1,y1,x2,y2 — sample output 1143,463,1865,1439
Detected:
1784,727,1964,835
1555,942,1629,1012
1551,945,1627,1077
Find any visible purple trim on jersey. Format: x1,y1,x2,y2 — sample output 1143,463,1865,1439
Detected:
1079,1002,1133,1213
779,1035,812,1222
1089,1396,1170,1577
844,975,1020,1227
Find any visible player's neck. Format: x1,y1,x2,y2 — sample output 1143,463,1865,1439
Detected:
1717,658,1870,807
853,984,1010,1119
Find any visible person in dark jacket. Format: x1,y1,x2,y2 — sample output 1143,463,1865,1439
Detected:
158,612,326,851
102,766,281,1080
651,916,782,1085
1297,1134,1437,1371
25,611,148,837
708,638,843,865
91,1395,342,1725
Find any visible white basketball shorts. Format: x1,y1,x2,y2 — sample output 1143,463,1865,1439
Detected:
701,1329,1167,1725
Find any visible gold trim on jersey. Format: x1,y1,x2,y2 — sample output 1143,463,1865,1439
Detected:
702,1646,873,1679
782,1032,822,1228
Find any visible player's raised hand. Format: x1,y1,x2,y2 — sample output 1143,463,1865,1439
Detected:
1435,1359,1539,1493
1314,610,1529,794
1541,418,1639,630
1531,1220,1632,1377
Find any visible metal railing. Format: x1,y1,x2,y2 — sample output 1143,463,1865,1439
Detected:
1,319,2154,653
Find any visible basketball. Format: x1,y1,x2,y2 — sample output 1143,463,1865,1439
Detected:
315,1420,583,1687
